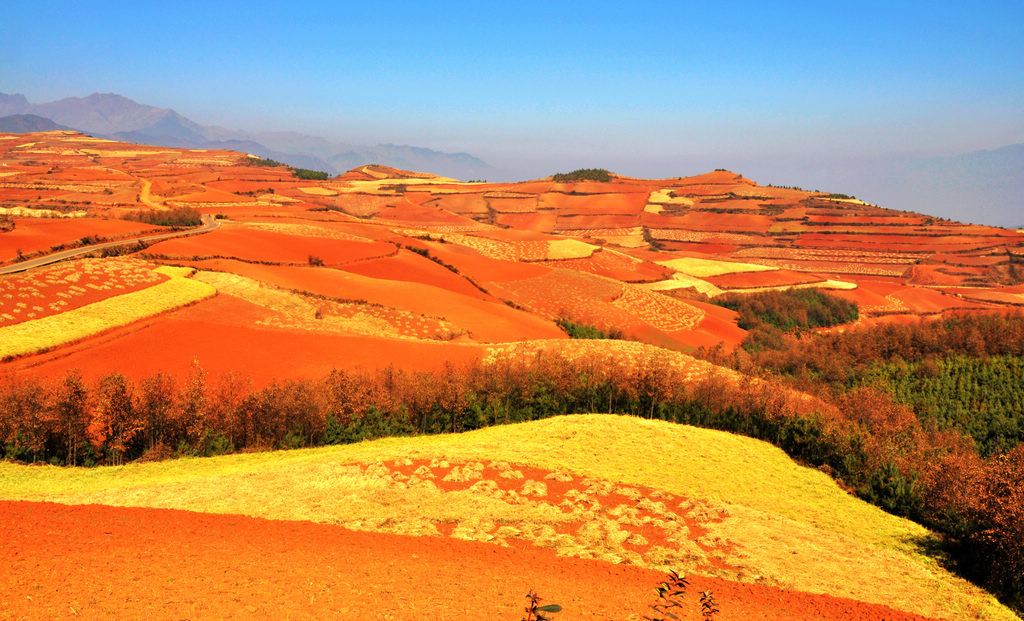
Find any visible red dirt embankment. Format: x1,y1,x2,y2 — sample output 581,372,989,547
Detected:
0,501,940,621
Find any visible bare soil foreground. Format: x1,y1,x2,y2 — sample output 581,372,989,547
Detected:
1,501,937,621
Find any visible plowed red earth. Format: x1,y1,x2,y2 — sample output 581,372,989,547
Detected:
0,501,939,621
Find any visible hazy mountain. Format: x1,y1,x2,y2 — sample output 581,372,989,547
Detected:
0,92,493,180
0,114,74,133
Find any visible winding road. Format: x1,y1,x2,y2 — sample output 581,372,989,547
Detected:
0,214,220,275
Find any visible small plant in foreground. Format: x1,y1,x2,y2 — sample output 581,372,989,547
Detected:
643,570,690,620
700,590,719,620
522,590,561,621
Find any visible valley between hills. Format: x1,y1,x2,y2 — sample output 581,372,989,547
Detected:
1,130,1022,620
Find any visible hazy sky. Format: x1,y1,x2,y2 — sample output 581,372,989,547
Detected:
4,1,1024,182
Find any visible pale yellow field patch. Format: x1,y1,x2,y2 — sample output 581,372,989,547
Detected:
716,279,858,296
0,269,215,358
647,189,696,207
640,273,723,297
0,415,1011,621
656,257,779,277
546,238,598,260
0,172,21,178
296,186,338,196
0,206,86,218
153,265,197,278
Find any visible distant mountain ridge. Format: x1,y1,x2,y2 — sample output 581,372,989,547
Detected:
0,114,75,133
0,92,492,180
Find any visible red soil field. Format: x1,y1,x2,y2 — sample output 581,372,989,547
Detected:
553,249,670,283
495,211,558,231
704,269,825,289
144,226,397,265
0,218,160,262
670,211,774,233
374,199,485,229
0,258,166,326
419,241,553,282
486,195,539,213
162,259,564,343
0,501,939,621
426,192,490,214
556,214,640,230
339,250,493,300
540,192,648,215
1,294,485,385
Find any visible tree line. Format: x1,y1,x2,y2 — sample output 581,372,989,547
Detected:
0,344,1021,608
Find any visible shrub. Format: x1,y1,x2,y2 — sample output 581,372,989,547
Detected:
555,318,622,340
551,168,612,183
291,167,330,180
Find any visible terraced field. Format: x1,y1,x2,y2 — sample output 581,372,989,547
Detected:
0,416,1012,620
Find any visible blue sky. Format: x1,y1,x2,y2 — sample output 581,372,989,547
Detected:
3,1,1024,182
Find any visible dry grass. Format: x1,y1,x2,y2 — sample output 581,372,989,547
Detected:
639,273,724,297
656,257,779,277
546,239,598,260
0,268,214,358
296,186,338,196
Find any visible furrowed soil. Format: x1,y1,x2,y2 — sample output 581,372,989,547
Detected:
0,500,939,621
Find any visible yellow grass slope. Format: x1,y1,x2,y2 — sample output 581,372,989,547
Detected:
0,415,1012,621
0,268,215,358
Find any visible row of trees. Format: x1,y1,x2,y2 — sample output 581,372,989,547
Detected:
0,346,1021,606
123,207,202,228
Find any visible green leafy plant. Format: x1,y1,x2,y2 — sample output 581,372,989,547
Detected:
522,590,561,621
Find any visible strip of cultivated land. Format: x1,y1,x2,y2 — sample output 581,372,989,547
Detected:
0,415,1012,621
0,266,215,358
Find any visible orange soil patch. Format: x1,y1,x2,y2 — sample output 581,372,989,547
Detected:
556,214,640,230
0,258,166,326
145,226,397,265
169,186,261,204
495,211,558,231
178,259,563,343
488,270,643,332
486,195,539,213
1,293,484,385
890,287,991,314
426,192,489,214
553,249,670,283
796,233,1011,253
0,218,160,262
419,241,553,282
339,249,492,300
806,215,926,225
45,167,136,182
705,269,825,290
321,193,398,217
668,211,774,233
541,192,649,215
374,199,488,231
0,501,938,621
